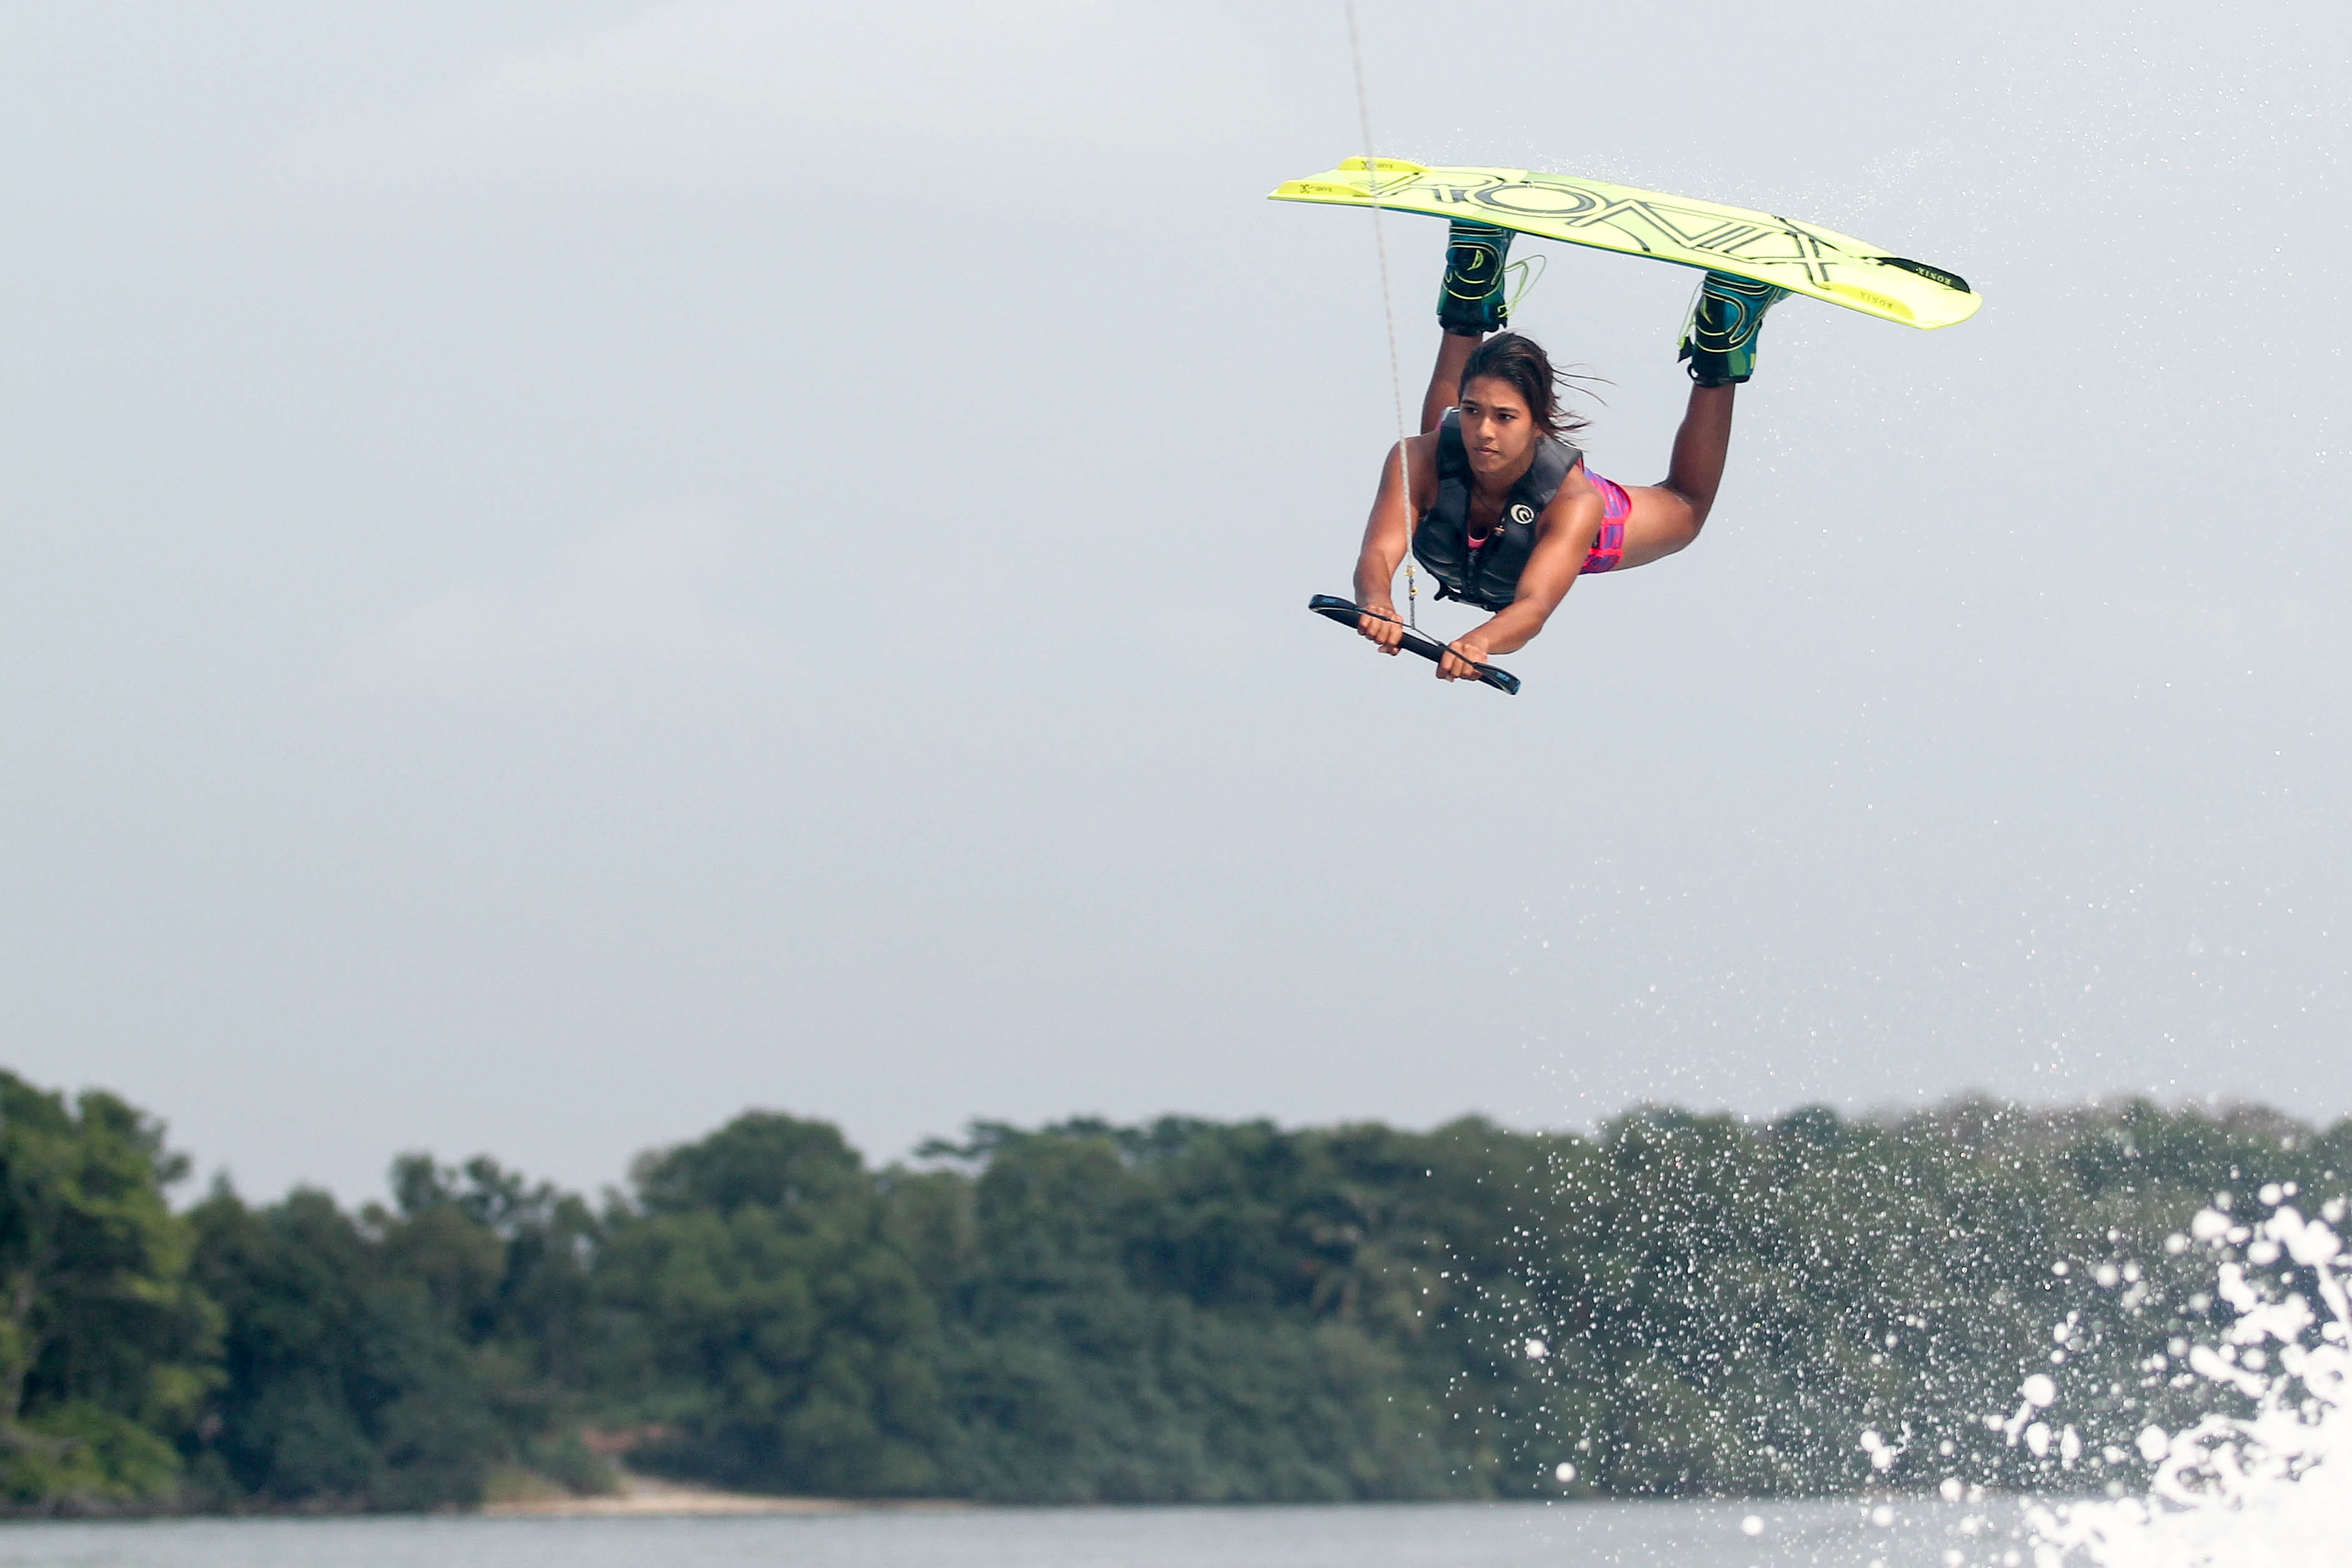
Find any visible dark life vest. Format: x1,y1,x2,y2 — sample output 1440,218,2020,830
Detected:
1411,409,1584,612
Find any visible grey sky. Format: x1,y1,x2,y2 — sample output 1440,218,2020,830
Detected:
3,2,2346,1201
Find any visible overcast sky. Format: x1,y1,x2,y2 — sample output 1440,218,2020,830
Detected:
3,1,2348,1201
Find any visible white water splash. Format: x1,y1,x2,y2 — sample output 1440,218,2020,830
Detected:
2018,1196,2351,1567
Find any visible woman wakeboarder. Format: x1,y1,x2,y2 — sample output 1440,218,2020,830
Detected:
1350,222,1786,681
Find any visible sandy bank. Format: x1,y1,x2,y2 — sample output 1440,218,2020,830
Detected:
482,1467,971,1519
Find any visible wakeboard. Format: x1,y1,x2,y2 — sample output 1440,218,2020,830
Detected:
1271,158,1979,330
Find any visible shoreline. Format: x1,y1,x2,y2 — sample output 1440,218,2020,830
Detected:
480,1467,975,1519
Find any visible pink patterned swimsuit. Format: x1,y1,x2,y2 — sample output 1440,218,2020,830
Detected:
1581,469,1631,573
1463,467,1632,573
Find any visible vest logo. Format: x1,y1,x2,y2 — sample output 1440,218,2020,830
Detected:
1508,503,1536,527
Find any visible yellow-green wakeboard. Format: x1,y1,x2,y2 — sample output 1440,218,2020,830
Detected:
1271,158,1980,330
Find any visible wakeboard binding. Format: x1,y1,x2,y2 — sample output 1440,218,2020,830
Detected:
1437,220,1515,336
1679,270,1790,385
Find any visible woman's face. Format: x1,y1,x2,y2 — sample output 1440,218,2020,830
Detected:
1457,375,1540,479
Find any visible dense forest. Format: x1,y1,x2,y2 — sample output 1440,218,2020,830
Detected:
2,1065,2344,1514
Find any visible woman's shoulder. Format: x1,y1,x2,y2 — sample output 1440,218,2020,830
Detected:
1543,433,1586,471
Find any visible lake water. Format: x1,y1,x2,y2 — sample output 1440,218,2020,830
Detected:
0,1498,2038,1568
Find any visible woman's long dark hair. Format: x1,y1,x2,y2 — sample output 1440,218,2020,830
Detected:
1459,331,1594,440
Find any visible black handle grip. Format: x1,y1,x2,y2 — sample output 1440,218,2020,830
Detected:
1307,595,1522,695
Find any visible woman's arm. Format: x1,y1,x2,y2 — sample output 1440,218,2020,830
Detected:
1434,468,1604,679
1350,432,1439,653
1419,331,1482,434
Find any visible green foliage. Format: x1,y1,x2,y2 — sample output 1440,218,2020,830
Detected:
187,1186,502,1509
922,1118,1502,1501
0,1071,217,1508
2,1403,183,1507
4,1062,2347,1514
1451,1099,2352,1498
185,1154,605,1512
594,1113,949,1496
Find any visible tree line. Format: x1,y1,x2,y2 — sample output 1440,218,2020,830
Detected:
2,1065,2343,1513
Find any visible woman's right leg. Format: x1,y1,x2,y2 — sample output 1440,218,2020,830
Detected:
1420,330,1481,434
1418,221,1515,431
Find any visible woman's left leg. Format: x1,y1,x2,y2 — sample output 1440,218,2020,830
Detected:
1602,271,1785,570
1612,381,1734,568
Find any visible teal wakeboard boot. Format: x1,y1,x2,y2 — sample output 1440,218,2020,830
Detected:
1678,270,1790,385
1436,220,1514,337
